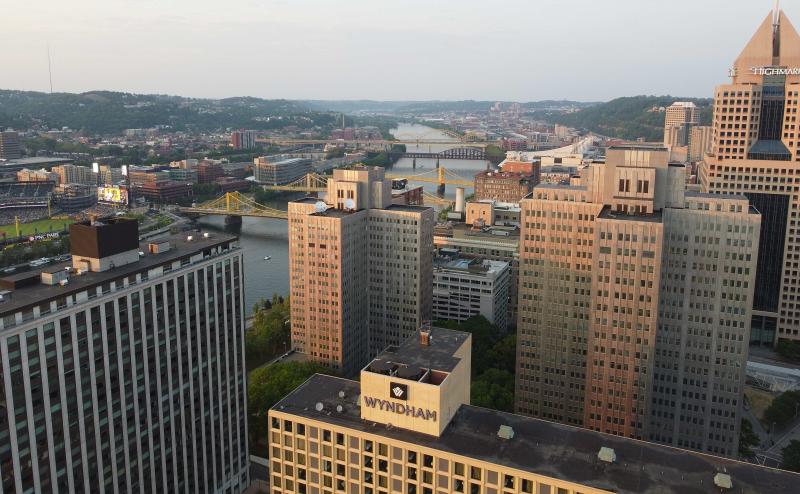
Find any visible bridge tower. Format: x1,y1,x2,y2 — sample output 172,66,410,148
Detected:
437,167,446,195
412,157,416,169
436,157,440,169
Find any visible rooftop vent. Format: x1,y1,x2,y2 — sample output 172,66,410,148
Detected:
713,473,732,490
598,447,616,464
497,425,515,440
338,390,346,399
314,402,324,412
0,290,11,303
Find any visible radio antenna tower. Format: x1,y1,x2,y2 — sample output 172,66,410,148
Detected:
47,44,53,94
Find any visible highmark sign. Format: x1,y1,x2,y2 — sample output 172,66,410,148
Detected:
750,66,800,76
362,396,438,422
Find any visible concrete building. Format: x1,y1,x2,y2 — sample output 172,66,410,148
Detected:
97,165,124,185
231,130,257,150
0,130,22,160
474,170,539,203
288,166,434,376
663,102,699,147
168,168,199,184
698,8,800,344
198,161,224,184
501,159,540,175
268,328,798,494
432,251,510,331
689,125,713,163
128,166,171,187
52,164,97,186
0,220,249,493
135,181,193,203
254,157,312,186
516,144,760,457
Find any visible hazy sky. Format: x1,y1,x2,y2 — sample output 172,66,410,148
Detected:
0,0,794,101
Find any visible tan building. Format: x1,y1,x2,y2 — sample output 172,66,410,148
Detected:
698,8,800,344
52,163,97,185
474,170,539,203
516,144,760,457
689,125,713,162
289,166,434,376
663,102,699,147
16,167,60,184
268,328,797,494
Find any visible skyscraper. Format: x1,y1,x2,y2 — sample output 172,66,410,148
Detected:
699,8,800,344
0,219,249,493
516,144,760,456
288,166,433,375
663,102,699,147
0,130,21,160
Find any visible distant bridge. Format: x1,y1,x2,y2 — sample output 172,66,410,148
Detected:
392,147,486,161
179,192,288,220
386,166,473,188
261,173,329,193
256,138,489,148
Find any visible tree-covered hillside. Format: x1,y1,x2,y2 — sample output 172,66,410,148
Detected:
538,95,713,141
0,90,339,134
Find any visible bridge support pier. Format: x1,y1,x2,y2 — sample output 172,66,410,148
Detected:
225,215,242,226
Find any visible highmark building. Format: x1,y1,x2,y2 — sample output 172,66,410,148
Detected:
268,327,797,494
0,219,249,493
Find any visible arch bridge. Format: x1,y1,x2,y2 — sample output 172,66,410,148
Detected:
179,192,288,220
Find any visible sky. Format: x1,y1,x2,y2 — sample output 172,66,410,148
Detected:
0,0,795,102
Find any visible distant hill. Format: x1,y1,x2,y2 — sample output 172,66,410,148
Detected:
0,90,338,134
538,95,713,141
303,99,598,114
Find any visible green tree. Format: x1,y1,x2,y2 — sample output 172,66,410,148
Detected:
776,339,800,363
484,144,506,165
488,334,516,374
471,368,515,412
248,361,329,449
763,390,800,429
782,440,800,472
739,418,760,459
245,295,291,369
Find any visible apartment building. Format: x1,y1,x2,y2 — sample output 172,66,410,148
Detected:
288,166,433,376
254,157,312,186
52,164,97,186
663,102,699,147
516,144,760,457
698,8,800,344
268,328,797,494
0,130,21,160
474,171,539,204
0,219,249,493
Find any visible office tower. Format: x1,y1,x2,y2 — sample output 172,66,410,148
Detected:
689,125,713,163
516,144,759,456
432,251,510,331
0,219,249,493
230,130,257,150
0,130,21,160
473,170,539,203
663,102,699,147
98,165,124,185
267,328,797,494
699,8,800,344
289,166,433,375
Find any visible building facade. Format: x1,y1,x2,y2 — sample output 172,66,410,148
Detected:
698,8,800,344
268,328,797,494
231,130,257,150
16,168,60,184
516,144,760,457
0,130,21,160
0,220,249,493
432,252,510,331
663,102,699,147
473,171,539,204
52,164,97,186
689,125,713,163
289,166,434,376
254,157,312,186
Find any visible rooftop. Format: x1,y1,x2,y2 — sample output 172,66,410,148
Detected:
274,374,799,494
384,204,433,213
434,255,508,276
435,223,520,245
0,232,237,320
598,206,663,223
370,327,469,374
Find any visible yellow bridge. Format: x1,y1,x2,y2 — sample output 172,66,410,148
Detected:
262,173,329,192
385,167,473,188
179,192,288,219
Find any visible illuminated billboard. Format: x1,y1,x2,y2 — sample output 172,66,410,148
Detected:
98,186,129,205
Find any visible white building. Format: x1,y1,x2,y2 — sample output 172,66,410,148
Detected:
432,252,510,331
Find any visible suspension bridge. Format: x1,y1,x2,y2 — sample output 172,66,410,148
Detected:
179,192,288,220
385,167,473,188
261,173,329,192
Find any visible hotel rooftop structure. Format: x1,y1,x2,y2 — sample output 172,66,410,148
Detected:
269,327,798,494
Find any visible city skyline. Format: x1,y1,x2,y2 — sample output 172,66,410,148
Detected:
2,1,797,102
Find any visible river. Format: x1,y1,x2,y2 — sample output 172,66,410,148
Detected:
198,123,493,314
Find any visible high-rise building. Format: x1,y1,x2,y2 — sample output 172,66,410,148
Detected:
52,164,97,186
0,219,249,493
289,166,434,375
699,8,800,344
268,328,798,494
432,251,510,331
689,125,713,163
230,130,257,150
98,164,124,185
663,102,699,147
0,130,21,160
516,144,760,457
254,157,313,186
